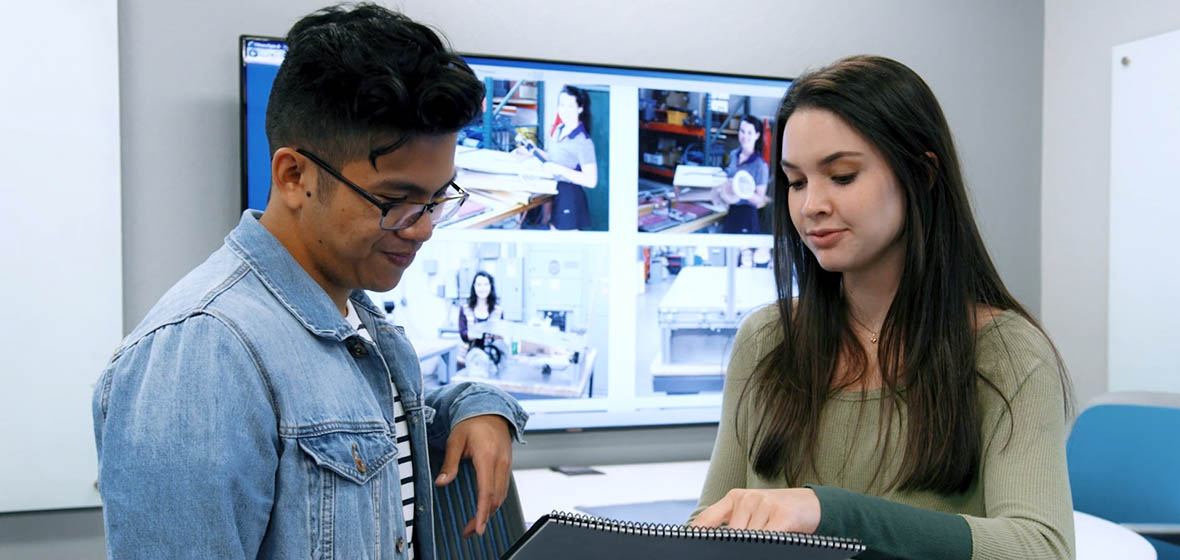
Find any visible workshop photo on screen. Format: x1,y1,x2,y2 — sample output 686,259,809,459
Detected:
447,78,611,232
635,244,775,396
637,90,780,236
373,239,611,401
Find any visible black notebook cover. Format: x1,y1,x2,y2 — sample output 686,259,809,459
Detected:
501,511,866,560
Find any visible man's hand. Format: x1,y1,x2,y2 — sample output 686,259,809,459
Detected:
435,414,513,537
690,488,821,533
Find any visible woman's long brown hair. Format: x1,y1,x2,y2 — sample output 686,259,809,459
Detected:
742,55,1071,494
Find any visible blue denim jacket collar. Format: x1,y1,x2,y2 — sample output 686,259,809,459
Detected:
226,210,364,342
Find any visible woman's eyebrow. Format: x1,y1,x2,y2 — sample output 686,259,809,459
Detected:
781,151,865,170
819,151,864,166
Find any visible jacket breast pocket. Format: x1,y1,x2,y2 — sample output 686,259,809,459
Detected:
298,429,402,560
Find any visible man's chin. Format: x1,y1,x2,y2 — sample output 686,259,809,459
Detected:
364,273,403,294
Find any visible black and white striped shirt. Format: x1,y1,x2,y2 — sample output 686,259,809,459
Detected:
346,300,415,558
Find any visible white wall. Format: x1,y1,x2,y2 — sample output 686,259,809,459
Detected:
0,0,121,513
1042,0,1180,408
1108,30,1180,394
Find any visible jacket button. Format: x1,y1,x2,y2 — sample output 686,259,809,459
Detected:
395,536,405,553
349,342,367,357
351,443,367,474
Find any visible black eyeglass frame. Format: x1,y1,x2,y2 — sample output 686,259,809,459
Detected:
295,148,468,231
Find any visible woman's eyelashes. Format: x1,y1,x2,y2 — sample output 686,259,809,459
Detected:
785,172,858,190
832,172,858,185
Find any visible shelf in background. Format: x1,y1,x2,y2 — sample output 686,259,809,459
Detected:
492,97,538,109
640,121,705,137
639,164,675,178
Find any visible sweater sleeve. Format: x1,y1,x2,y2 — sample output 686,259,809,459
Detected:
689,307,773,521
811,485,972,560
960,323,1075,560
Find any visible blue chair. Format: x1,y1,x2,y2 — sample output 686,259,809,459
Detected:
1068,392,1180,559
431,455,526,560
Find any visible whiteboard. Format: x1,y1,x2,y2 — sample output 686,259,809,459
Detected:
0,0,122,512
1108,28,1180,393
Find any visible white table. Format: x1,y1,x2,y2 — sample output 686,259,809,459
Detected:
513,461,708,525
512,460,1158,559
1074,511,1156,560
406,334,461,384
654,266,775,383
657,266,775,315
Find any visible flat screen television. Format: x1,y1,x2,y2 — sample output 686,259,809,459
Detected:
240,36,791,431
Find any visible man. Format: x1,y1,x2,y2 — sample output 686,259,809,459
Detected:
92,5,526,558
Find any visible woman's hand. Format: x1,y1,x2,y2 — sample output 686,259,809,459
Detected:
543,161,568,179
542,161,598,188
751,183,769,208
711,179,734,206
690,488,821,533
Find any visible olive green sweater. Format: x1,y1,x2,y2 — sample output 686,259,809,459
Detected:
690,307,1075,559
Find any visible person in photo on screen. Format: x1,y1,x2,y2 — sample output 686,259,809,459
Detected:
91,5,527,559
518,85,598,230
459,271,504,351
689,55,1075,559
710,114,770,234
738,247,771,268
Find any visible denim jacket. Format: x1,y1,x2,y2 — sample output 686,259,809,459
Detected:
93,211,528,559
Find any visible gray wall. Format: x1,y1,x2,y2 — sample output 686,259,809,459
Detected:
0,509,105,560
1,1,1047,558
1041,0,1180,408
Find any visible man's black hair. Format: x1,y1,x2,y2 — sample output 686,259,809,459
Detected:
266,3,483,169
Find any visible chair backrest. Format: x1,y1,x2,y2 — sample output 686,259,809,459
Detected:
431,456,526,560
1067,391,1180,523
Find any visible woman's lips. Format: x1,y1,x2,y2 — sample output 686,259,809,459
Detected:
807,229,847,249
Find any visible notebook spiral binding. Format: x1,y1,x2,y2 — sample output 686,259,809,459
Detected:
548,511,866,552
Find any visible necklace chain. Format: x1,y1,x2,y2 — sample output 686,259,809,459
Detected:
847,310,879,344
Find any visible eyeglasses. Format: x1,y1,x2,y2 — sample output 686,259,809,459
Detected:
296,148,469,231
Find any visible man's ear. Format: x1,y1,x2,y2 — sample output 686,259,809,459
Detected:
270,147,314,209
923,151,939,188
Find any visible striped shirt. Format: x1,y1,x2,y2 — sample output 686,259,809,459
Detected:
346,300,415,558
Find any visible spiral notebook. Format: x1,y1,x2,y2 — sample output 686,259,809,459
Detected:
501,511,866,560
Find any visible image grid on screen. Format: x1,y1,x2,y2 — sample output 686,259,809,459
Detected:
240,41,790,430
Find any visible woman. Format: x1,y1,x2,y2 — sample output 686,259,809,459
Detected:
526,85,598,230
711,115,770,234
689,56,1075,559
458,271,503,350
